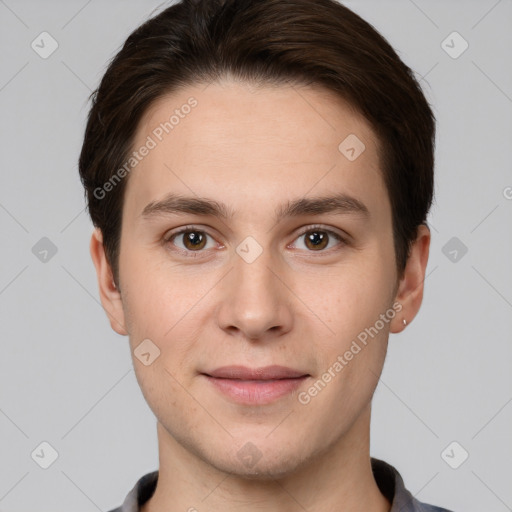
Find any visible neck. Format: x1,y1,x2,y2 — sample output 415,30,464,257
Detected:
141,405,390,512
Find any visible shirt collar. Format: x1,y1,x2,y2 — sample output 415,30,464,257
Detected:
114,458,448,512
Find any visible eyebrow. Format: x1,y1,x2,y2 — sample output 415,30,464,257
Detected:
140,192,370,222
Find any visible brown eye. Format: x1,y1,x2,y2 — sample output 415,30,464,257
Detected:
303,230,329,251
166,228,215,253
292,226,346,253
181,230,207,250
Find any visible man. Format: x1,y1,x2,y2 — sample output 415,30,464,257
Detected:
80,0,452,510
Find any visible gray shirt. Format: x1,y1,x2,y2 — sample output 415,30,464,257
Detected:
107,458,453,511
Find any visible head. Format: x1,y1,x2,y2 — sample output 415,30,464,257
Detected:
82,0,434,479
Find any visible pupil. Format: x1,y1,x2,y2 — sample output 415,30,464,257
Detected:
187,232,202,246
309,232,323,245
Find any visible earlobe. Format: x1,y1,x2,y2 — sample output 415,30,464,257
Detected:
389,304,407,334
89,227,128,336
390,224,431,334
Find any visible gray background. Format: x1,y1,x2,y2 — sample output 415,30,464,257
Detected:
0,0,511,510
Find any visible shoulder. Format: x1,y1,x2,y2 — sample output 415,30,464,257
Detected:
416,505,453,512
371,458,454,512
106,471,158,512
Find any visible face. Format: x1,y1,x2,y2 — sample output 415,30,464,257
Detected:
92,79,424,479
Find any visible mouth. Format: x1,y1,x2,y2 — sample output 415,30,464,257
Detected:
201,365,310,405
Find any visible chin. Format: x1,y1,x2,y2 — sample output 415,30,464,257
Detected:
210,443,309,481
222,461,302,481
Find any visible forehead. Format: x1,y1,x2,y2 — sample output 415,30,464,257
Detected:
141,79,377,155
123,80,389,226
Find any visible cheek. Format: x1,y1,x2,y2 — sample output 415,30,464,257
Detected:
307,251,395,361
308,278,393,411
120,249,214,362
120,246,179,325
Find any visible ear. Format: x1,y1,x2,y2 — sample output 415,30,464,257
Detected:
89,227,128,336
390,224,431,334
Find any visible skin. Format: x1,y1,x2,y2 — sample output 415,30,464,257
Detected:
90,79,430,512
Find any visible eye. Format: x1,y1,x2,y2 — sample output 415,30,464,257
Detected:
165,227,217,254
291,225,347,252
164,224,347,257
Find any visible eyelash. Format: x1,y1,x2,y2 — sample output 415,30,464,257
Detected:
164,224,348,257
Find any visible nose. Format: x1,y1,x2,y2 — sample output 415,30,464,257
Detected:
215,245,293,342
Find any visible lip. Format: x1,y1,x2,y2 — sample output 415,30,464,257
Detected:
205,365,308,380
201,365,309,405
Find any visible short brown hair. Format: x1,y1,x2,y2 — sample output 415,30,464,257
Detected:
79,0,435,288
